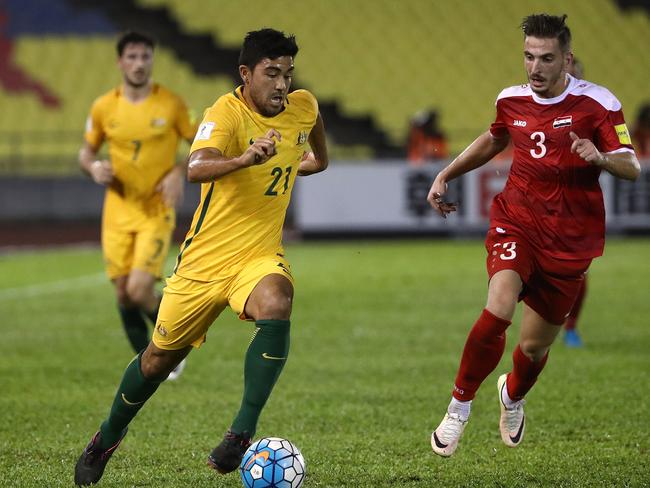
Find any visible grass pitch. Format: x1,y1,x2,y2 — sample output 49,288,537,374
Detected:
0,239,648,487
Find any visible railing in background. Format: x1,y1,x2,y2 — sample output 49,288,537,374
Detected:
294,160,650,234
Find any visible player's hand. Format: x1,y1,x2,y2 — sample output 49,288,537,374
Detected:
427,177,458,218
569,131,605,166
90,159,114,185
157,166,184,208
242,129,281,166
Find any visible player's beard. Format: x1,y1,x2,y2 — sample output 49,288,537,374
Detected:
254,92,285,117
529,69,565,98
125,72,150,89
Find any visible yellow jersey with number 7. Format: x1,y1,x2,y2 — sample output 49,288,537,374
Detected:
85,83,196,206
174,86,318,281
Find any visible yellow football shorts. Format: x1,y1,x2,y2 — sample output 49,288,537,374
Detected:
152,254,294,350
102,206,175,280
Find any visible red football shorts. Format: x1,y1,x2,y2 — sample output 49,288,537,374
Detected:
485,227,591,325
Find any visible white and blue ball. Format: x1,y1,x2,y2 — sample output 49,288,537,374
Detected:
239,437,305,488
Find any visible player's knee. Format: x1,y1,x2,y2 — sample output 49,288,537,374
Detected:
519,340,550,361
115,282,133,307
255,292,292,320
485,294,517,321
140,347,176,380
126,282,149,308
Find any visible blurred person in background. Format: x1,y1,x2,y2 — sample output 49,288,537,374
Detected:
562,54,587,347
427,13,640,457
79,31,196,379
406,108,448,165
75,28,329,486
631,103,650,157
568,56,584,79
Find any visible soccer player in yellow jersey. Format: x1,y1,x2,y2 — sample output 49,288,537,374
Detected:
75,29,329,485
78,32,196,374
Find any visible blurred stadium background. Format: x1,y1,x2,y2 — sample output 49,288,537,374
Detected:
1,2,649,487
0,0,648,245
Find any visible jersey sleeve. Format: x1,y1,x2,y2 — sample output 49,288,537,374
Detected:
174,97,198,142
84,99,105,149
489,99,509,139
595,108,635,153
190,96,239,154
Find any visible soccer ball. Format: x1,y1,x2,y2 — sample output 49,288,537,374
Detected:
239,437,305,488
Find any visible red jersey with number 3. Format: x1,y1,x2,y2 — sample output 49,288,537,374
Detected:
489,75,635,260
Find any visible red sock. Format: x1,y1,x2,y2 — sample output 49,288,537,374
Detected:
453,309,511,401
506,345,548,401
565,278,587,331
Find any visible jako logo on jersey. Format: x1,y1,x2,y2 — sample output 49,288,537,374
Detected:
553,116,572,129
513,120,527,127
296,131,307,145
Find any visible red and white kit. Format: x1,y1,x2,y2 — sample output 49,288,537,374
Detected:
486,74,635,323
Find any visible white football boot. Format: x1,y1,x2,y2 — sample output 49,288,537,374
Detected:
431,412,467,457
166,358,187,381
497,373,526,447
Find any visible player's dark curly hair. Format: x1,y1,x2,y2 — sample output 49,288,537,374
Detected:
521,14,571,52
239,28,299,69
116,31,155,56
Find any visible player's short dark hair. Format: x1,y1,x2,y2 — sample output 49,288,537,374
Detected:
238,28,299,70
521,14,572,52
116,31,155,56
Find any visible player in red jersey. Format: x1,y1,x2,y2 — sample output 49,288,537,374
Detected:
427,13,640,457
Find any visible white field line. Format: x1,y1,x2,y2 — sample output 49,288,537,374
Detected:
0,272,107,301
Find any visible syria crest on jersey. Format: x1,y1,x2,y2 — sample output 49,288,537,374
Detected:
296,131,307,145
553,115,572,129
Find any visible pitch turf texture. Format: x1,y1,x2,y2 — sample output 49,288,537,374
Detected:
1,239,648,487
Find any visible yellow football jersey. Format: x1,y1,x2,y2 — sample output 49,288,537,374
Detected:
85,83,196,205
174,86,318,281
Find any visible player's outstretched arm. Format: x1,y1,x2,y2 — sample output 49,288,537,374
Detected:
569,131,640,181
79,141,113,185
298,112,329,176
187,129,280,183
427,131,509,216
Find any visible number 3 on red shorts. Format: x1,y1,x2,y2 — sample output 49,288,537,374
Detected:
493,241,517,260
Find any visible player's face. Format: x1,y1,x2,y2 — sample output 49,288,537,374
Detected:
523,36,570,98
242,56,294,117
118,43,153,89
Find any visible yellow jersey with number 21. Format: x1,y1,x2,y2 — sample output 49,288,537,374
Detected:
174,86,318,281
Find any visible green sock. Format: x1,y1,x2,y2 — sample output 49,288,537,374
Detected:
231,319,290,437
118,305,149,353
99,353,163,448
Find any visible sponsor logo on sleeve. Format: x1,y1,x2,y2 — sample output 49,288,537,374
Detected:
296,130,308,145
195,122,215,141
553,115,572,129
85,116,92,133
614,123,631,145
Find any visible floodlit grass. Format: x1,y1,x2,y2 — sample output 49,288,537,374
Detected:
0,239,648,487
